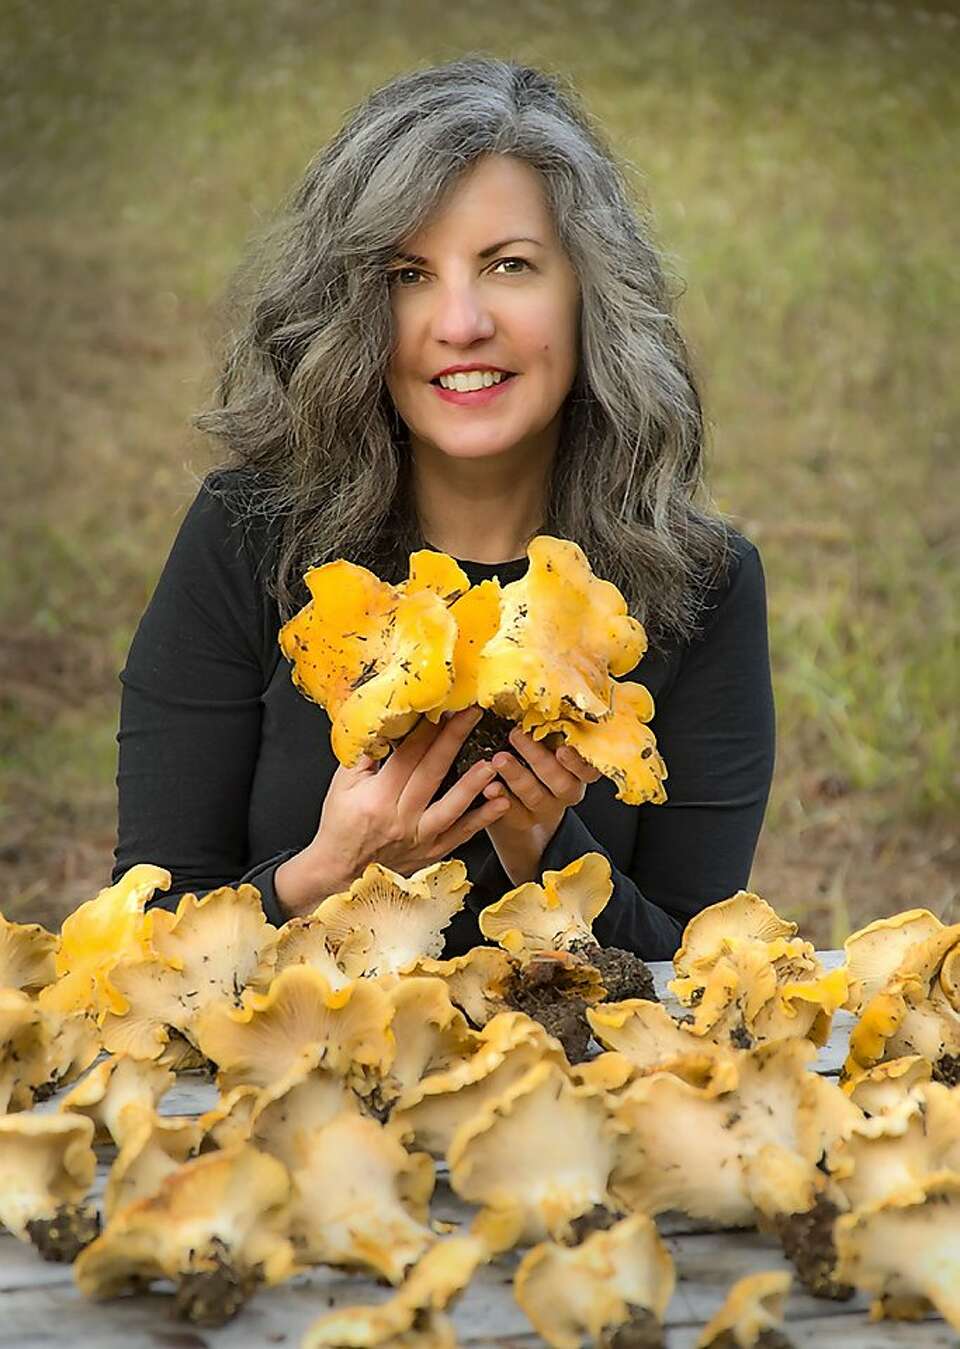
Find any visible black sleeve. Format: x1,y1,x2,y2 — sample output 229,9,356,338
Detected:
537,543,776,961
112,479,285,922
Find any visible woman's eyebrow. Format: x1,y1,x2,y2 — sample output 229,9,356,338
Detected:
393,236,544,265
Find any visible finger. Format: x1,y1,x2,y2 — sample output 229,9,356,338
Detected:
491,750,558,813
418,756,498,838
377,715,443,789
555,743,602,782
505,729,584,802
430,792,510,857
399,707,482,814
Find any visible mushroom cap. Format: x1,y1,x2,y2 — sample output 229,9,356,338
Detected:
695,1270,792,1348
673,892,797,979
846,1055,932,1114
410,946,515,1027
426,578,502,718
0,1111,96,1238
448,1058,618,1243
826,1081,960,1213
843,909,946,1013
316,861,470,977
586,997,733,1073
100,884,279,1060
834,1169,960,1330
514,1212,675,1349
104,1107,203,1218
389,1011,567,1158
59,1054,175,1147
478,853,612,957
288,1112,435,1282
539,679,667,806
249,1043,359,1169
74,1144,297,1298
374,977,478,1106
610,1040,828,1226
274,914,353,988
198,1083,262,1152
39,864,171,1017
0,987,51,1112
278,557,461,765
193,964,395,1091
302,1222,498,1349
475,536,648,725
0,914,56,992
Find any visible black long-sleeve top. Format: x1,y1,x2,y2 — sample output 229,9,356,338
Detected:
113,473,776,961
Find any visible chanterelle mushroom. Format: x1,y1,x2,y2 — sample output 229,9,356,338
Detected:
316,860,470,978
38,863,171,1018
834,1169,960,1331
193,964,395,1091
59,1053,175,1146
99,883,278,1061
0,1112,98,1261
278,552,465,765
0,912,56,992
696,1270,793,1348
74,1144,297,1326
514,1212,675,1349
448,1058,620,1244
475,536,647,726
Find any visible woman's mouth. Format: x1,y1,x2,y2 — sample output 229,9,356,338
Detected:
430,371,517,406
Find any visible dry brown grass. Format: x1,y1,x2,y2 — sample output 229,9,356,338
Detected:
3,0,957,942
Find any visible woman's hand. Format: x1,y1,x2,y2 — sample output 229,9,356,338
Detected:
481,726,601,885
275,708,509,917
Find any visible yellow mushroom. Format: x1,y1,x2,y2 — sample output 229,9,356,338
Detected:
0,912,56,992
514,1212,675,1349
278,554,463,766
316,860,470,978
0,1112,98,1259
448,1058,620,1244
58,1053,175,1146
696,1271,792,1348
74,1144,297,1325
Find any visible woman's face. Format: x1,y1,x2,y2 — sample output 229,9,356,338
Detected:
385,155,581,469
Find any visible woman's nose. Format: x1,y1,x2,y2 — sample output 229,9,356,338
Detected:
430,281,495,346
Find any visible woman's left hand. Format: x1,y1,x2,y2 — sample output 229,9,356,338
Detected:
481,725,601,885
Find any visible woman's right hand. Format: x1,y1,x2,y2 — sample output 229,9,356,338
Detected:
274,707,508,917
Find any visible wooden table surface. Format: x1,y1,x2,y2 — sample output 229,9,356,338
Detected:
5,951,956,1348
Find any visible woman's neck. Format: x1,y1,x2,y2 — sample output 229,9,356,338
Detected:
412,442,552,564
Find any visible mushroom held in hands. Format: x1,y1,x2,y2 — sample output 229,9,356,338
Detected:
695,1271,793,1348
74,1144,297,1326
834,1170,960,1331
0,1112,98,1261
514,1212,675,1349
315,860,471,979
278,552,466,765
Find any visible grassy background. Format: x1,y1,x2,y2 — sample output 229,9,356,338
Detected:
2,0,957,941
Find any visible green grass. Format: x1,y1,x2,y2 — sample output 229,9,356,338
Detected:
3,0,958,929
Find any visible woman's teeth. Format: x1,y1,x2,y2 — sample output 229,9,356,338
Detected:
437,370,510,391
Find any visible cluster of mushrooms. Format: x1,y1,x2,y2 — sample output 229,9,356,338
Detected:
3,857,960,1343
2,536,959,1345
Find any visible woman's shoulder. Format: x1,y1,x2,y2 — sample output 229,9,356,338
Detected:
684,523,768,654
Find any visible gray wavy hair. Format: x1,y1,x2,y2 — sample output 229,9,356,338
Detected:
196,56,732,647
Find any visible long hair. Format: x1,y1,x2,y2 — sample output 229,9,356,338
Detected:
196,56,733,647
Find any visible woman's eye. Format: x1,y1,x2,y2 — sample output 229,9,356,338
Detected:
491,257,530,275
388,267,423,287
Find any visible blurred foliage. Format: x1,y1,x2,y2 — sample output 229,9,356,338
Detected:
1,0,957,934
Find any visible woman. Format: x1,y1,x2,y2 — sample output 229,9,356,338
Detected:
114,57,775,960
